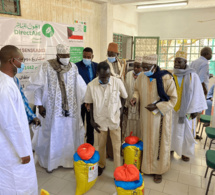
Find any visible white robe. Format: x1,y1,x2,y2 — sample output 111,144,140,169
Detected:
27,61,86,171
171,72,207,157
0,71,38,195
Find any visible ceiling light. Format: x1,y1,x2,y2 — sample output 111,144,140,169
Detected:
137,1,188,9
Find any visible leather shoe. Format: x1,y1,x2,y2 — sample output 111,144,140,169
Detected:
98,166,105,176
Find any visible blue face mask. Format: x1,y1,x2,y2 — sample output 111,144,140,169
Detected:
12,59,25,74
99,78,110,84
108,57,116,63
83,58,91,66
144,66,154,77
144,71,154,77
133,71,141,76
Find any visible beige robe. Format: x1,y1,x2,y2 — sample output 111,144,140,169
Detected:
105,59,126,81
133,73,177,174
123,71,141,139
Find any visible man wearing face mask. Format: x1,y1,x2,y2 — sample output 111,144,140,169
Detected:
76,47,98,146
105,42,126,81
27,44,87,173
130,54,177,183
2,48,41,127
0,45,38,194
171,51,207,162
85,61,128,176
105,42,127,159
123,57,143,139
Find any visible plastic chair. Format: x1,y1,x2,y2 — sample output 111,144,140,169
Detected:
196,115,211,140
204,127,215,150
204,150,215,195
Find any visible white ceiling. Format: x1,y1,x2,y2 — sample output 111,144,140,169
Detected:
111,0,185,5
87,0,215,12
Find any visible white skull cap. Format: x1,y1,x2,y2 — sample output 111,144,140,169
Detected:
56,44,70,54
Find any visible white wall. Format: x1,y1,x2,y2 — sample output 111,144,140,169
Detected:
100,3,114,61
138,7,215,39
113,5,138,36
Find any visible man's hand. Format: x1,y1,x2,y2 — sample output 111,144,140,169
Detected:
190,113,198,119
85,103,90,112
130,98,136,106
202,83,208,96
38,106,46,118
21,156,30,164
32,117,41,126
203,89,208,96
124,107,128,115
90,120,101,133
145,104,157,112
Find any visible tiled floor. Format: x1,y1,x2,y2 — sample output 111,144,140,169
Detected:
36,130,215,195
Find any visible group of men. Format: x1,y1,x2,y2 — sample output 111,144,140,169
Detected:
0,42,212,194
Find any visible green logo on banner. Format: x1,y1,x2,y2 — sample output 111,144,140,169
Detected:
42,24,54,37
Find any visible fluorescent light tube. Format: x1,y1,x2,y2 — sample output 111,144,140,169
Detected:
137,2,187,9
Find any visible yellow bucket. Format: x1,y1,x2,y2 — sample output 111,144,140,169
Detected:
123,146,142,170
74,160,98,195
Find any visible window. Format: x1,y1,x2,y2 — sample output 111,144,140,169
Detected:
113,34,123,59
134,37,159,60
0,0,20,16
113,33,133,59
158,39,215,75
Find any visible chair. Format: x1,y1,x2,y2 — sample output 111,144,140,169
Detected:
204,127,215,150
196,115,211,140
204,150,215,195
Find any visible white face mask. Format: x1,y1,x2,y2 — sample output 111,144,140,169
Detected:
59,58,70,65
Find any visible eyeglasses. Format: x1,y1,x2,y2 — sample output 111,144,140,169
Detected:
15,58,25,62
9,58,25,62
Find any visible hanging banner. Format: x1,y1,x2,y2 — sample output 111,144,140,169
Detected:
0,17,85,89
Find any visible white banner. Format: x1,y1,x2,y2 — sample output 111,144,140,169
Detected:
0,17,85,88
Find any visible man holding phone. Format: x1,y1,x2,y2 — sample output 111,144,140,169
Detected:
130,54,177,183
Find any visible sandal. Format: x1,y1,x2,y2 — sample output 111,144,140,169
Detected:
182,155,190,162
46,169,53,173
154,174,162,183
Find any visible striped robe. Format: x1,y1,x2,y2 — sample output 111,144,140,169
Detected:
123,71,141,139
133,73,177,174
105,59,126,81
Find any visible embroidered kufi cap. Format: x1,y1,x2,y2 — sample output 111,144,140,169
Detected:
142,54,157,65
135,56,143,63
175,51,187,60
56,44,70,54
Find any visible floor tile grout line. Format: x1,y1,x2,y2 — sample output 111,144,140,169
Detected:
40,177,70,195
161,180,166,193
38,176,54,189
